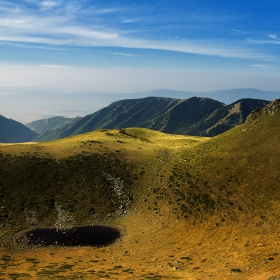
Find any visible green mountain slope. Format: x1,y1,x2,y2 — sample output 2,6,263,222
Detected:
26,116,81,134
0,115,38,143
35,97,269,141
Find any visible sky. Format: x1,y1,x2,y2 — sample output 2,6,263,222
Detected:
0,0,280,123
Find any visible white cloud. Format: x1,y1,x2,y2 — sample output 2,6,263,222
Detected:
56,26,119,40
122,18,141,24
118,38,273,61
0,18,27,27
247,38,280,46
0,35,68,45
0,11,271,61
268,34,278,40
0,23,274,61
231,29,248,34
92,8,120,15
112,52,138,57
0,5,21,13
39,1,58,10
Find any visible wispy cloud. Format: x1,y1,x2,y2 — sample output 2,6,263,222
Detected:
268,34,278,40
56,26,119,40
0,14,271,61
39,1,58,10
122,18,141,24
247,38,280,45
231,29,248,35
0,35,67,45
91,8,120,15
0,18,26,27
246,33,280,46
0,1,277,63
112,52,138,57
0,40,67,50
119,38,273,61
0,5,21,13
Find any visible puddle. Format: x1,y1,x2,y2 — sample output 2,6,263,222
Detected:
18,225,121,247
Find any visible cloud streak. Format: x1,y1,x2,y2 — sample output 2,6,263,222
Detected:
112,53,138,57
268,34,278,40
247,38,280,45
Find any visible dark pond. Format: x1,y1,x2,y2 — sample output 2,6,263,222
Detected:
21,225,121,247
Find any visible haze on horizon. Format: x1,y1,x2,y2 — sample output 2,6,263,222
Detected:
0,0,280,123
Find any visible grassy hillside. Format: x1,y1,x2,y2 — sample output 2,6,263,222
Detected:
34,97,269,141
0,100,279,279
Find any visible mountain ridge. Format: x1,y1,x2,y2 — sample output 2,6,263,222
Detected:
26,116,82,134
246,98,280,122
34,96,270,141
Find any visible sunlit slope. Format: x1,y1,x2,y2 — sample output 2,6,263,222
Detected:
0,100,279,279
0,128,207,235
198,99,280,219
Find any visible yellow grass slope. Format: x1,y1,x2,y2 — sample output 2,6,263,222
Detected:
0,101,279,279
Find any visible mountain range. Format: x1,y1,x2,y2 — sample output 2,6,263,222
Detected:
31,97,269,142
0,95,272,143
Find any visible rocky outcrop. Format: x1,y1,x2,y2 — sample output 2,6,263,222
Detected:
246,99,280,123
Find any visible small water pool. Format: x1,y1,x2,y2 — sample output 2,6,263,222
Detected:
20,225,121,247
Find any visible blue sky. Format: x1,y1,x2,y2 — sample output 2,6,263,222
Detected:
0,0,280,122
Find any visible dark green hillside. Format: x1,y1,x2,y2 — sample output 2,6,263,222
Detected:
199,98,269,136
0,115,38,143
65,97,179,133
35,97,269,141
0,150,136,231
34,97,183,141
159,97,226,134
26,116,81,134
